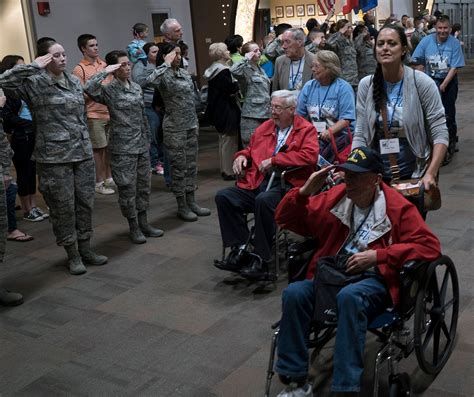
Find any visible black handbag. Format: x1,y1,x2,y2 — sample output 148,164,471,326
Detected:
313,255,362,327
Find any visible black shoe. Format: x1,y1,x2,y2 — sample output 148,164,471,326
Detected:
240,256,271,280
221,173,236,181
214,247,249,272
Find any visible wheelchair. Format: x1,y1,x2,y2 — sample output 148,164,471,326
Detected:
264,244,459,396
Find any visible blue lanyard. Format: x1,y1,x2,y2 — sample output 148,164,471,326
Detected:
317,81,333,119
386,80,403,130
274,125,292,155
290,58,303,89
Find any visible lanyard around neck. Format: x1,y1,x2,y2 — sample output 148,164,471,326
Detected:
385,80,403,130
290,58,303,89
274,125,292,155
317,81,333,119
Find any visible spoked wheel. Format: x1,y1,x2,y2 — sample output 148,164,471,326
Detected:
414,255,459,374
389,372,411,397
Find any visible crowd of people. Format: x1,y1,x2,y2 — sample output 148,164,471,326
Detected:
0,8,466,396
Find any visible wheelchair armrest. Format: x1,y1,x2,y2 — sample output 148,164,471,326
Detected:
398,260,430,317
287,238,318,284
280,167,304,190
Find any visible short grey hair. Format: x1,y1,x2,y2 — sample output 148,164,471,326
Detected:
271,90,298,107
286,28,306,44
160,18,179,35
208,42,228,62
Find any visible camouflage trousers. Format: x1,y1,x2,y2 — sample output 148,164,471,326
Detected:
0,169,6,262
240,117,265,148
37,158,95,246
110,152,151,219
164,127,198,198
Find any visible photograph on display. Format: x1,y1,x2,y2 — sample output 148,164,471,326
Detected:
307,4,316,16
296,5,305,17
275,6,284,18
285,5,294,17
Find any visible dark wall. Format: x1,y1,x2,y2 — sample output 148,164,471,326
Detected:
189,0,238,86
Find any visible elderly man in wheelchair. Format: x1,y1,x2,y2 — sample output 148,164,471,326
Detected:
214,90,319,281
268,147,458,397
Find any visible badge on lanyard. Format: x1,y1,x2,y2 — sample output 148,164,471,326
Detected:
379,138,400,154
313,121,327,133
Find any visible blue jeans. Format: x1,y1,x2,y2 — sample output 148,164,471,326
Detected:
275,274,390,392
145,107,161,168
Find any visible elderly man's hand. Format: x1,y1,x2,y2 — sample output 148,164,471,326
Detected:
258,158,273,174
233,155,247,175
299,166,335,196
421,172,437,191
346,250,377,274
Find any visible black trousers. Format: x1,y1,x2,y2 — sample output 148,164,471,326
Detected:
435,76,458,151
11,134,36,197
215,178,286,261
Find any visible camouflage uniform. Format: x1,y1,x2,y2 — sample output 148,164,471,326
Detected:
145,64,199,198
85,71,151,219
327,32,359,88
0,124,11,262
354,34,377,81
0,64,94,246
230,58,271,146
263,39,285,62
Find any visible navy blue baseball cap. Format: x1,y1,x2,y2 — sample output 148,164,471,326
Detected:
336,147,384,174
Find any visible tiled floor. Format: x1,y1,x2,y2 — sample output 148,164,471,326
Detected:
1,62,473,396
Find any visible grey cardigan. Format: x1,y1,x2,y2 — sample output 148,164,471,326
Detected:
353,65,449,178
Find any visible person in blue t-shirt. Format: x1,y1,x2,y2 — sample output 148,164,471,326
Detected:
296,50,355,163
411,15,465,163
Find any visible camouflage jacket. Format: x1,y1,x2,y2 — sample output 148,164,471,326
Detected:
145,64,198,131
354,34,377,81
85,71,149,154
0,124,12,176
327,32,359,87
0,63,92,163
230,58,270,119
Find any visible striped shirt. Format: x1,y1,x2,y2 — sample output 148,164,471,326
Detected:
72,58,111,119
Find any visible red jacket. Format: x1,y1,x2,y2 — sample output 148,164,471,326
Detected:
275,183,441,307
234,115,319,190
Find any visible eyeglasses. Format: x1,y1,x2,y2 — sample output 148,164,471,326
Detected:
269,105,292,113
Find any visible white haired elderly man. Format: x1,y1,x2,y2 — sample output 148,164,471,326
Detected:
160,18,183,45
273,28,315,92
214,90,319,280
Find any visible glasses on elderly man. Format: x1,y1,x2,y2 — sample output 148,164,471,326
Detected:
269,104,292,113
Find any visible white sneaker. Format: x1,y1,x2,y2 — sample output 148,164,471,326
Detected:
277,383,312,397
104,178,117,188
95,182,115,195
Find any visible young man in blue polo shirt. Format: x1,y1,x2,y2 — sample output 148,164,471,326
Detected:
411,15,465,163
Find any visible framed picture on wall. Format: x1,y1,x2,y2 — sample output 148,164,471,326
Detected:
275,6,284,18
296,5,305,17
285,5,294,18
307,4,316,16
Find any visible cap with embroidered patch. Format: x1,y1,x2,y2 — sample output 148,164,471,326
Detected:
336,147,384,174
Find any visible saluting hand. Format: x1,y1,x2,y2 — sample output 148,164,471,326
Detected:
299,166,335,196
164,50,177,67
105,64,122,74
34,54,53,69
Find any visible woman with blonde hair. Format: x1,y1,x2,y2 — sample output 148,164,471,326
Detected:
203,42,240,180
230,41,271,147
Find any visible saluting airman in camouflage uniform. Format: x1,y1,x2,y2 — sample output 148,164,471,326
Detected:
327,25,359,89
354,31,377,81
231,53,271,146
0,97,23,305
145,44,210,222
85,53,163,244
0,48,107,276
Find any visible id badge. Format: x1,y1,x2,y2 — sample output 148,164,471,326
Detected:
379,138,400,154
438,60,448,70
313,121,327,133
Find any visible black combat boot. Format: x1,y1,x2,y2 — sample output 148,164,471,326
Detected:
0,287,23,306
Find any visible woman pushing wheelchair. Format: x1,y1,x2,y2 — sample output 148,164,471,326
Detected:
273,147,441,396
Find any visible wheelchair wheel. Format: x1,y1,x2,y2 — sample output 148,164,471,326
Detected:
414,255,459,375
389,372,411,397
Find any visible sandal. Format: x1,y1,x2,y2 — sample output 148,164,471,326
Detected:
7,232,34,242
